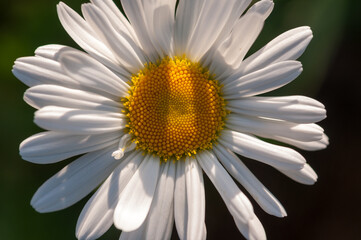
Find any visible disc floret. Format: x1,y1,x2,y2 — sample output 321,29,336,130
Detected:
123,56,227,161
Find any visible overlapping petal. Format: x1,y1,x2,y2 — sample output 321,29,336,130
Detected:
219,129,306,170
206,0,274,78
276,133,329,151
34,106,126,134
197,150,266,240
57,2,130,77
81,3,146,72
226,95,326,123
226,114,324,142
24,84,121,112
175,0,251,61
237,26,313,75
121,0,176,61
58,49,130,98
222,61,303,96
183,157,205,240
12,55,74,87
213,144,286,217
20,131,121,164
113,154,160,232
280,163,318,185
119,161,176,240
76,151,143,240
31,145,121,213
90,0,139,45
174,160,187,240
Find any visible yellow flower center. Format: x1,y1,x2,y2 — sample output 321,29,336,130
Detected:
123,56,227,161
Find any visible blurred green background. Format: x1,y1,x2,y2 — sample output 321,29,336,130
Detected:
1,0,360,239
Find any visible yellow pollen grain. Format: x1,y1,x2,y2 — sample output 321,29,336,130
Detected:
123,56,227,161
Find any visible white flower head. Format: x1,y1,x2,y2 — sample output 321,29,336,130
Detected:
13,0,328,239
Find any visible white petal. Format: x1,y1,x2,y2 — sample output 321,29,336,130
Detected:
15,46,129,101
120,161,176,240
201,225,207,240
226,95,326,123
13,45,130,98
35,44,73,59
276,134,329,151
175,0,249,61
223,61,302,97
119,230,144,240
114,154,160,232
13,51,129,102
142,161,175,240
121,0,175,60
31,145,120,213
204,0,251,49
35,44,130,89
58,48,129,98
197,150,254,221
226,113,324,142
228,0,274,66
24,84,121,111
238,26,313,75
213,144,286,217
57,2,112,58
208,0,273,77
34,106,126,134
149,0,176,57
280,163,318,185
57,2,129,77
12,56,74,87
174,160,187,240
235,216,267,240
120,0,155,60
81,4,146,72
174,0,205,58
174,159,207,240
90,0,140,45
184,157,206,240
20,131,121,164
141,0,176,57
200,0,252,77
219,129,305,170
76,151,143,240
197,150,266,240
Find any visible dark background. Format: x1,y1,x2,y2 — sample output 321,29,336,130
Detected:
1,0,360,239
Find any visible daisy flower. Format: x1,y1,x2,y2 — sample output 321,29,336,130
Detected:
13,0,328,239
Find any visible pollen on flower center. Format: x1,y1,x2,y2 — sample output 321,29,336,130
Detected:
123,56,227,161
